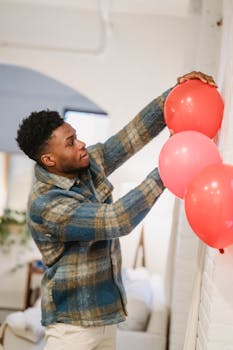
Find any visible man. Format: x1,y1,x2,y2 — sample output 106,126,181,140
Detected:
16,71,216,350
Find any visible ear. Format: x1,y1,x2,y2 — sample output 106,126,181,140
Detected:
40,153,56,167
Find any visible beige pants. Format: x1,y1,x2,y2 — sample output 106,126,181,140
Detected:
44,323,117,350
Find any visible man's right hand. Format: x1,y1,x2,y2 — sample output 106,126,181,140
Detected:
177,71,217,87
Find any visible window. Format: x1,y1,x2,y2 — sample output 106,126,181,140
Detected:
64,110,109,147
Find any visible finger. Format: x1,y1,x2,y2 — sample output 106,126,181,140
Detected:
183,72,208,82
169,129,174,137
177,72,217,87
177,71,200,83
200,75,218,87
205,75,218,87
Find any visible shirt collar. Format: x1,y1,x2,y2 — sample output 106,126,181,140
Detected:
34,164,79,190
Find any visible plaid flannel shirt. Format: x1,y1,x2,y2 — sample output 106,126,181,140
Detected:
27,88,171,327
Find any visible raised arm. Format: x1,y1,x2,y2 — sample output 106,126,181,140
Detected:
29,168,164,244
88,71,217,177
88,89,171,177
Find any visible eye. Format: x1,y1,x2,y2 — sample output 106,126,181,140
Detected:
66,133,77,147
66,138,74,147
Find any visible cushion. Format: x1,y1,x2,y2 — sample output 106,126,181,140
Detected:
118,298,150,332
122,267,154,307
6,306,45,343
118,267,154,332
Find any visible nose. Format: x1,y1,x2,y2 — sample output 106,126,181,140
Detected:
76,139,86,149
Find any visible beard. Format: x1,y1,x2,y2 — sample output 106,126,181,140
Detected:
60,163,90,176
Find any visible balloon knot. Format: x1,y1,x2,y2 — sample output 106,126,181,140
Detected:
219,248,225,254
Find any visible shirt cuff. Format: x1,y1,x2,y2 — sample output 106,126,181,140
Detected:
147,168,165,189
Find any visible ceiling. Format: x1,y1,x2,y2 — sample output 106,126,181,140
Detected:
3,0,190,17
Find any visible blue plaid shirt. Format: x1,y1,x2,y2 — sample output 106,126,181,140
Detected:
27,88,171,327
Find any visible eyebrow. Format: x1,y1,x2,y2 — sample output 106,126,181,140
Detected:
65,130,76,142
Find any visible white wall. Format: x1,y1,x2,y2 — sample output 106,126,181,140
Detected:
0,153,8,215
168,1,224,349
0,4,187,182
167,1,233,349
0,3,187,275
196,1,233,349
6,154,34,210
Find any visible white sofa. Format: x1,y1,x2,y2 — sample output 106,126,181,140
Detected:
0,268,168,350
1,306,168,350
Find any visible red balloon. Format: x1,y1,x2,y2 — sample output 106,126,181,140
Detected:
158,131,222,198
185,164,233,249
164,79,224,138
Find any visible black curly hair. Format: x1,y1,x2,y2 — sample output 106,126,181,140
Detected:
16,110,64,163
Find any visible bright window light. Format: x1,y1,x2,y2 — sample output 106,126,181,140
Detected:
64,110,110,147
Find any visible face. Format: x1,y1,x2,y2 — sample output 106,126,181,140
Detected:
41,122,89,178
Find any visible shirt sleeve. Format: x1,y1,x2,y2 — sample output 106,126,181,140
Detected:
30,168,165,242
88,88,172,176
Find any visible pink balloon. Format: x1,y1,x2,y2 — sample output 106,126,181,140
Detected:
164,80,224,138
158,131,222,198
185,164,233,249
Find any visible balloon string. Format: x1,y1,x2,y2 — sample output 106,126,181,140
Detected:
219,248,224,254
